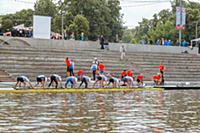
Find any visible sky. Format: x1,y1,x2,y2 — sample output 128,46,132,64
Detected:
0,0,199,28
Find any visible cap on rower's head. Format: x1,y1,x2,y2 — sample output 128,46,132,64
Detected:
94,57,97,60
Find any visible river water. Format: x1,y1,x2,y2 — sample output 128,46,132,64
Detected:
0,90,200,133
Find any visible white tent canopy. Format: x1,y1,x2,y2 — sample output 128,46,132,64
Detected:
13,24,32,30
191,38,200,47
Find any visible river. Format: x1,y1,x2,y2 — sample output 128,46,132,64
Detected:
0,90,200,132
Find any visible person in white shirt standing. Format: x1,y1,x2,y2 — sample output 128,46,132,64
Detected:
120,45,126,60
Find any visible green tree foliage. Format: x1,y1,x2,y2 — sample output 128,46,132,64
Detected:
0,0,123,41
66,15,89,40
122,29,134,43
0,9,33,32
1,19,13,32
60,0,123,41
122,1,200,44
34,0,56,17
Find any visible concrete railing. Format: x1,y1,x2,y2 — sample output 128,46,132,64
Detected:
0,36,198,54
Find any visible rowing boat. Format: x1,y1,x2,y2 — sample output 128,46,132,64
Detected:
0,88,163,93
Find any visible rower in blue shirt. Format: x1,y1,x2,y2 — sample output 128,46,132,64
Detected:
65,76,77,88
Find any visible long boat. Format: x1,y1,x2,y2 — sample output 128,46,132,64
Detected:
0,86,199,93
0,88,164,93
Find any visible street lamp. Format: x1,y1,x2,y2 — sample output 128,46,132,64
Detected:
195,20,200,39
61,10,66,40
195,20,200,46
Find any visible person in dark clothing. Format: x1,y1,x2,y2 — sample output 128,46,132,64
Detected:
48,74,62,88
100,35,105,49
79,75,91,88
91,63,98,80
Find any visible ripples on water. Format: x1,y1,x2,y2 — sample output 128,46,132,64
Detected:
0,90,200,133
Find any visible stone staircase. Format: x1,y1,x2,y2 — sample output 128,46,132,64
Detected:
1,44,200,82
0,70,14,82
0,46,132,81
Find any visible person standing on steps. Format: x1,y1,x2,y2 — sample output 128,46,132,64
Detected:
99,62,105,74
120,45,126,60
159,63,165,85
100,35,105,49
69,60,75,76
65,57,71,76
91,63,98,80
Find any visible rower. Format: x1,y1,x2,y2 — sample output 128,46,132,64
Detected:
35,75,47,88
79,75,91,88
48,74,62,88
122,76,134,88
93,74,107,88
153,73,161,85
14,76,34,89
107,73,120,88
65,76,78,88
136,74,144,87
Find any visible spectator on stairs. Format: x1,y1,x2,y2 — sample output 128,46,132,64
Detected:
65,57,71,76
100,35,105,49
91,63,98,80
120,45,126,60
99,62,105,74
69,60,75,76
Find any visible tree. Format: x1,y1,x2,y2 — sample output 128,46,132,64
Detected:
34,0,56,17
122,29,134,43
0,9,33,32
67,15,89,40
1,19,13,32
60,0,123,41
123,0,200,44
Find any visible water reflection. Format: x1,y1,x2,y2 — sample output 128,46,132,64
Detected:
0,90,199,132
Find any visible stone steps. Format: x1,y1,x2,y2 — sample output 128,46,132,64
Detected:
0,70,14,82
1,44,200,82
1,47,200,59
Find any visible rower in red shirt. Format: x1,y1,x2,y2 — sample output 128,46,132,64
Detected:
127,70,134,78
153,73,161,85
65,57,70,76
159,63,165,84
136,74,143,86
99,62,105,74
159,63,165,74
121,70,127,79
77,70,84,81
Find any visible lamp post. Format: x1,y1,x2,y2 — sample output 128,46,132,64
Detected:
195,20,200,46
195,21,200,39
179,0,182,45
61,10,65,40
